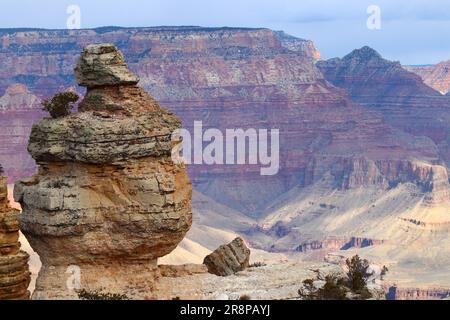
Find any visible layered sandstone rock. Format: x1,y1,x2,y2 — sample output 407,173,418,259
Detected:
405,60,450,95
14,44,192,299
0,84,42,182
1,28,441,215
75,44,139,87
317,47,450,173
203,237,250,276
0,165,30,300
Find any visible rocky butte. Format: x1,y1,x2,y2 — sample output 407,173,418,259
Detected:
14,44,192,299
0,164,30,299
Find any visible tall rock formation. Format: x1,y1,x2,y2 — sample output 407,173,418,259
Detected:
0,164,30,300
14,44,192,299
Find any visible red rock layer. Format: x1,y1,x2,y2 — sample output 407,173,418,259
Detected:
0,29,446,216
317,47,450,176
405,60,450,94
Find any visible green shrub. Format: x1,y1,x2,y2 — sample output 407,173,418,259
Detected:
42,91,79,118
298,274,348,300
250,262,267,268
345,255,372,292
298,255,374,300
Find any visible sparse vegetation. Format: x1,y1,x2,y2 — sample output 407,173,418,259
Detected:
239,294,251,300
298,255,374,300
250,262,267,268
77,289,130,300
345,255,372,292
48,179,71,189
42,91,79,118
380,265,389,280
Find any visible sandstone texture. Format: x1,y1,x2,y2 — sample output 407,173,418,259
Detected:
75,43,139,87
0,165,30,299
203,237,250,276
14,44,192,299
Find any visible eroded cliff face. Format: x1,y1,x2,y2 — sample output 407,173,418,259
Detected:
14,44,192,299
1,28,445,216
405,60,450,95
0,27,326,212
0,84,42,182
317,46,450,173
0,165,30,299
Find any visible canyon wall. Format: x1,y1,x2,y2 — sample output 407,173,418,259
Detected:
0,27,446,217
317,46,450,174
405,60,450,95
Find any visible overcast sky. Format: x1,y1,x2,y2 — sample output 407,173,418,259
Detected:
1,0,450,65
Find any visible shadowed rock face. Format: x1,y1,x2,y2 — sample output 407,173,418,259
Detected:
0,165,30,300
14,44,192,300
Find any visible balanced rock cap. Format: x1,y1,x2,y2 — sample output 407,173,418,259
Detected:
75,43,140,88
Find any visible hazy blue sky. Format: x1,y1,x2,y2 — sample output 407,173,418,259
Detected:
1,0,450,65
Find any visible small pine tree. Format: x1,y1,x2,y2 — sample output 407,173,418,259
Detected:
345,255,372,292
298,255,375,300
319,275,348,300
42,91,79,118
380,265,389,280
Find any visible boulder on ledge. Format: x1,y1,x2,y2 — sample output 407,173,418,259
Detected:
75,43,140,88
203,237,250,276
